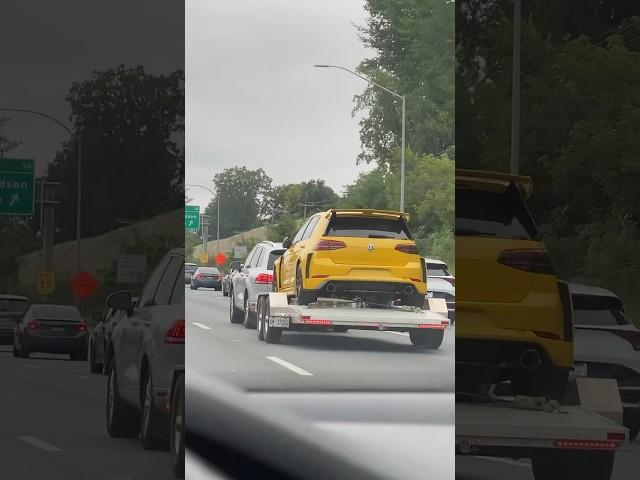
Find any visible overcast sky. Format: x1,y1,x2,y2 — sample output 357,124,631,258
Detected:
186,0,375,209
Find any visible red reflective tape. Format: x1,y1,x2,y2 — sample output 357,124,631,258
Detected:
418,324,446,329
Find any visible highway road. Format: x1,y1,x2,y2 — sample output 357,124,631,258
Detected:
185,286,455,392
0,345,174,480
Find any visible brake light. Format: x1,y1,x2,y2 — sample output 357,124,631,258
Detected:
165,320,185,344
395,243,419,254
497,249,554,274
255,273,274,284
418,323,447,329
554,439,618,450
76,322,88,333
27,320,40,330
314,239,347,251
533,330,561,340
301,316,332,326
610,330,640,351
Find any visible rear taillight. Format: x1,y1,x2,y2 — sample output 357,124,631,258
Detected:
497,249,554,274
165,320,185,344
77,322,88,333
27,320,40,330
611,330,640,351
314,239,347,251
395,243,419,254
255,273,274,284
196,274,203,279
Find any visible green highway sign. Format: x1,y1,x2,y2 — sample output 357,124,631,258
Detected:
185,205,200,230
0,158,35,215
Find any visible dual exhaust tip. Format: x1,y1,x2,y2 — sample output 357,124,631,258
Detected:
323,283,415,297
519,349,542,371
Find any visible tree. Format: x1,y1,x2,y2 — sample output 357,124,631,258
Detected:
355,0,455,166
0,118,21,156
205,167,273,238
47,65,184,241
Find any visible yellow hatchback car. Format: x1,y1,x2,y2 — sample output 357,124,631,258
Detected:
273,209,426,307
455,169,574,400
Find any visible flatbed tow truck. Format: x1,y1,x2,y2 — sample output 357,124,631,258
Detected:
456,378,629,480
254,292,450,347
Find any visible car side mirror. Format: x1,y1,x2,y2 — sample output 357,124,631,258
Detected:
282,237,292,249
229,261,241,271
107,290,133,312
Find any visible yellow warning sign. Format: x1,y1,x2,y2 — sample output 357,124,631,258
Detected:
37,271,55,295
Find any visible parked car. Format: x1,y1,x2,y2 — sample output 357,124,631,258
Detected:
455,169,573,400
184,262,198,284
424,258,455,323
13,304,88,360
230,241,285,327
90,297,139,374
571,283,640,441
273,209,426,307
106,248,185,450
0,294,29,345
190,266,222,290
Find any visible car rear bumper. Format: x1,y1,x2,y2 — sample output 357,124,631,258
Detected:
24,333,88,353
312,279,425,297
193,280,221,288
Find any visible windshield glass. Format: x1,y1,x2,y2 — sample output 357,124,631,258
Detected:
572,295,629,326
185,264,198,273
427,263,450,276
325,216,412,239
32,305,82,320
0,298,29,314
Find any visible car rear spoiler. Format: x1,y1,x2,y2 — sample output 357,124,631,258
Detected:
456,168,533,199
326,209,411,223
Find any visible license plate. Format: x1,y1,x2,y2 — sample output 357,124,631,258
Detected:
572,363,588,377
426,291,434,298
270,317,290,328
51,327,65,334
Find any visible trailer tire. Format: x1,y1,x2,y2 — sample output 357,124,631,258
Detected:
532,450,613,480
263,298,282,344
256,297,265,341
410,329,444,349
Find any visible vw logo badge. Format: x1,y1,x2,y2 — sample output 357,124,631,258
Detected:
367,243,375,251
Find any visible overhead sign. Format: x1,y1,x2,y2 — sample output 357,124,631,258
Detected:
0,158,35,215
233,245,247,259
199,251,209,264
185,205,200,230
37,271,55,295
69,271,99,300
215,252,227,266
117,254,146,284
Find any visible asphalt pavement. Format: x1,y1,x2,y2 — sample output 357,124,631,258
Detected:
0,345,174,480
185,286,455,392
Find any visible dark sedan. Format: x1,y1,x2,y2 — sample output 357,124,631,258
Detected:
190,266,222,290
0,294,29,344
13,304,89,360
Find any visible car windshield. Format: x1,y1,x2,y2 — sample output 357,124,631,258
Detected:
31,305,82,320
572,295,629,326
267,250,285,270
427,263,450,277
325,216,412,239
456,185,539,240
199,267,219,274
0,298,29,314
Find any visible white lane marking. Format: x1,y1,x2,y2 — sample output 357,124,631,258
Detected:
192,322,211,330
74,375,91,380
231,339,240,342
477,457,529,468
18,436,62,452
386,331,409,336
266,356,313,376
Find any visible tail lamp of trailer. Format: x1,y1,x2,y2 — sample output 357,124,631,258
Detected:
554,439,620,450
418,323,447,329
301,316,332,326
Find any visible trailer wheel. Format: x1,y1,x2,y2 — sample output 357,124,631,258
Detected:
256,297,265,341
409,329,443,349
263,297,282,344
532,450,613,480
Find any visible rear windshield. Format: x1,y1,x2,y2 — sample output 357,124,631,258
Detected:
325,216,412,240
572,295,629,326
199,267,219,274
267,250,285,270
0,298,29,314
456,184,539,240
185,264,198,273
32,305,82,320
427,264,450,276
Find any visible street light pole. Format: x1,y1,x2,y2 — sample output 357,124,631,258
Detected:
185,183,220,253
0,107,83,275
313,65,407,212
510,0,522,175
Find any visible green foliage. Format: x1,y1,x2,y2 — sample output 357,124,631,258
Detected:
355,0,454,165
48,65,184,241
267,214,304,244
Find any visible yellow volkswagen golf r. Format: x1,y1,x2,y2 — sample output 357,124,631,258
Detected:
455,169,574,400
273,209,426,307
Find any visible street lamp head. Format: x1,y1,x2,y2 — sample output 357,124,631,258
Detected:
313,64,331,68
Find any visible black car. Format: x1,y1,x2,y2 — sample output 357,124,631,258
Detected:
13,304,88,360
0,294,29,345
185,263,198,284
190,266,222,290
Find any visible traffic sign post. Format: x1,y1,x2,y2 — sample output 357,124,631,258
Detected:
0,158,35,215
185,205,200,230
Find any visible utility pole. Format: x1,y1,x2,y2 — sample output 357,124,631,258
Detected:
510,0,522,175
200,214,210,264
217,192,220,255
